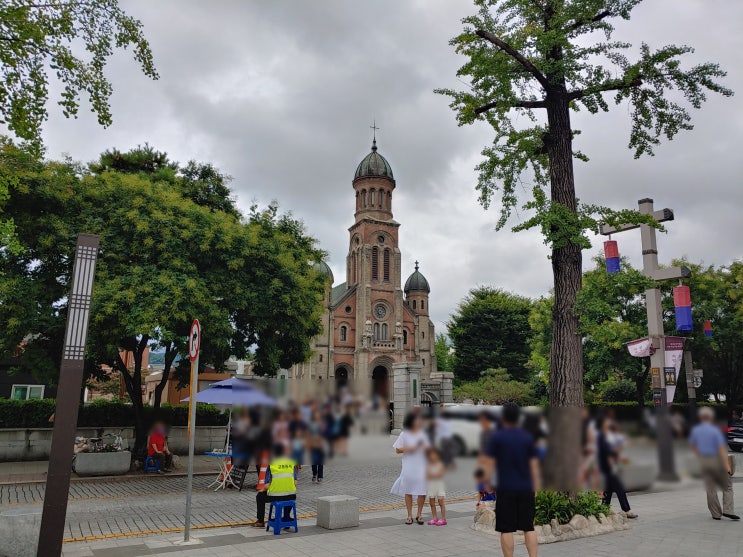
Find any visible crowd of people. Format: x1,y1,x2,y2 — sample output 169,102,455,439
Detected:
231,393,360,486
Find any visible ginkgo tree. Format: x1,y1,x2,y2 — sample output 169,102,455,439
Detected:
437,0,732,490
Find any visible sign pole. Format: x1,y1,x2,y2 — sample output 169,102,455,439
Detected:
38,234,99,557
184,319,201,543
600,198,689,481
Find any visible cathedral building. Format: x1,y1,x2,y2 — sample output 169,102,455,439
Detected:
291,138,452,407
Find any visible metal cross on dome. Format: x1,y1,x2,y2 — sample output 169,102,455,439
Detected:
370,119,379,142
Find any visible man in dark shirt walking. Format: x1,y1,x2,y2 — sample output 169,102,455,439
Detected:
485,402,540,557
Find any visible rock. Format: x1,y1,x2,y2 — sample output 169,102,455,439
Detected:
587,515,600,527
541,523,551,537
550,518,561,535
475,507,495,528
599,513,610,525
569,514,589,530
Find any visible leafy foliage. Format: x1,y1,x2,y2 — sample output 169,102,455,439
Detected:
448,287,533,382
0,398,228,428
453,367,533,405
434,333,454,372
0,0,157,150
534,490,610,526
600,381,638,403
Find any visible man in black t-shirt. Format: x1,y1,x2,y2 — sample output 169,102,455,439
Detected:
484,402,540,557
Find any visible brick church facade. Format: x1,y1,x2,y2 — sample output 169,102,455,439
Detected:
291,138,451,405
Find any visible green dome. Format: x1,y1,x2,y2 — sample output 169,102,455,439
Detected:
313,260,334,283
354,140,394,180
404,261,430,294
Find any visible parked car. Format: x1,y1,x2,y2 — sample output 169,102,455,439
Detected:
440,404,501,456
727,420,743,452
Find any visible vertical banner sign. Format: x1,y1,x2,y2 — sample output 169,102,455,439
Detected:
38,234,99,557
664,336,686,405
184,319,201,542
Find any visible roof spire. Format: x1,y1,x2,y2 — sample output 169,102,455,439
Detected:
415,260,419,271
370,118,379,151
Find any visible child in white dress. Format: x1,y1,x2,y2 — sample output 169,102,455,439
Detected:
426,448,447,525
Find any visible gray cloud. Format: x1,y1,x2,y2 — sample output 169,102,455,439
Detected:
39,0,743,333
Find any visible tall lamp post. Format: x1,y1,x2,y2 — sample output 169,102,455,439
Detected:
37,234,99,557
600,199,688,481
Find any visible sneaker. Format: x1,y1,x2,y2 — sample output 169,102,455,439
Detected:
435,519,447,526
317,478,323,483
427,519,438,525
312,477,317,483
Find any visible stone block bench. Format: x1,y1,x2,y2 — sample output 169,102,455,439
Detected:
317,495,359,530
619,463,655,492
72,450,131,477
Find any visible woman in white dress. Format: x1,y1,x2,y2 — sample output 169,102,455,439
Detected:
391,413,429,524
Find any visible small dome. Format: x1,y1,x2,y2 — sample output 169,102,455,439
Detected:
404,261,430,294
313,260,334,283
354,140,394,180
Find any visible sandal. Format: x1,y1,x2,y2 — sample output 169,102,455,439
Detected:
626,513,638,519
415,516,424,525
405,518,413,525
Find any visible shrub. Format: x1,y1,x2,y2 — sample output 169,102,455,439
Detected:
534,490,610,526
601,382,637,403
0,399,228,428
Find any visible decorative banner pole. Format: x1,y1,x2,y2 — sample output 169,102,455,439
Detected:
183,319,201,543
600,198,689,482
38,234,100,557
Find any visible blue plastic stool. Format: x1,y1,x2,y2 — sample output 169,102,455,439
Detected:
143,455,159,473
266,500,298,535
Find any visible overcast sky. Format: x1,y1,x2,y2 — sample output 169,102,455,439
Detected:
39,0,743,333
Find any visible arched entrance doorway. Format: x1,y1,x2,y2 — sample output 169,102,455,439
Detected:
371,366,389,400
335,365,350,390
421,391,439,408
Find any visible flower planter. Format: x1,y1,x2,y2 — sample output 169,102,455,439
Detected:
73,451,131,476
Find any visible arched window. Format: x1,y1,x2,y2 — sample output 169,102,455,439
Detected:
352,253,357,283
373,322,380,340
370,189,376,206
339,325,347,342
356,191,360,210
381,323,388,340
421,300,425,310
422,358,426,366
371,247,378,281
362,190,367,207
319,354,323,362
412,300,417,310
379,189,384,207
383,249,390,281
403,330,408,345
422,331,425,340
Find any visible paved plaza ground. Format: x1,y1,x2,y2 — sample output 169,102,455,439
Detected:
3,435,743,555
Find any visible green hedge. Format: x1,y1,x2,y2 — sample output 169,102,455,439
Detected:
535,491,610,525
0,399,228,429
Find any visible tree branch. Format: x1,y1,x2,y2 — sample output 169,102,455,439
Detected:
475,29,550,90
568,76,643,100
475,98,547,115
569,10,612,31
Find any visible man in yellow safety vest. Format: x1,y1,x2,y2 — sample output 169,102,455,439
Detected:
252,443,298,528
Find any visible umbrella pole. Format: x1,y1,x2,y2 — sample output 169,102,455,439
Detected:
226,409,232,452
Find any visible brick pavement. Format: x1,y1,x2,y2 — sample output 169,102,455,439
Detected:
58,485,743,557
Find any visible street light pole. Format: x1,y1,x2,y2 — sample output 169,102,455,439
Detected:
38,234,99,557
600,198,688,481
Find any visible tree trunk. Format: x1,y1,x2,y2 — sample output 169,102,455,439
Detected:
543,90,584,493
153,344,177,410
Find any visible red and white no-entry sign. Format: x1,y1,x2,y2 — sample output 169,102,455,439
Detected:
188,319,201,362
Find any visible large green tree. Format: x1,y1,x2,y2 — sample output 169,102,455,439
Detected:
434,333,455,373
448,287,533,382
0,142,326,454
577,257,653,404
438,0,731,490
664,261,743,411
